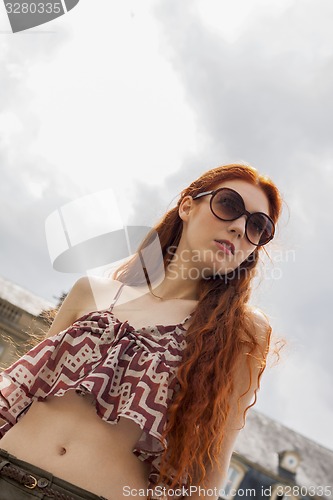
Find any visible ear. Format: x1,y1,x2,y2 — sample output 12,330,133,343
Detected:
178,195,194,222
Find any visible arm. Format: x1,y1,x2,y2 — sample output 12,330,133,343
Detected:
188,309,271,500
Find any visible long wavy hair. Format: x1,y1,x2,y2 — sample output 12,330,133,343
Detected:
113,163,283,490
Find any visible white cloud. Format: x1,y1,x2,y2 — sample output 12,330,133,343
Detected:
19,0,198,191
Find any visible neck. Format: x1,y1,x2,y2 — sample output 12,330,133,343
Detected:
138,236,209,301
148,273,199,301
146,249,202,301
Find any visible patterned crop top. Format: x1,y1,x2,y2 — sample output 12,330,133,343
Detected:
0,282,194,491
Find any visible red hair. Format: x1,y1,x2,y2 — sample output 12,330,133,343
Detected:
114,164,283,490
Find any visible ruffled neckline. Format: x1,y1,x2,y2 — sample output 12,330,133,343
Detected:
73,307,195,333
108,309,194,332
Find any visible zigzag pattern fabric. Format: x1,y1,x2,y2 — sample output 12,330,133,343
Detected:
0,306,192,489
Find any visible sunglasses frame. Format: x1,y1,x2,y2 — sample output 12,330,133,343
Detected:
192,187,275,246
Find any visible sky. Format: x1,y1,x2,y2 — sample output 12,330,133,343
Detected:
1,0,333,455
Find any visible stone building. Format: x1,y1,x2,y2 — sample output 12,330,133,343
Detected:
0,275,54,367
221,406,333,500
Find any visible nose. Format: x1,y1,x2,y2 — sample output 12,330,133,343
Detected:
227,215,247,240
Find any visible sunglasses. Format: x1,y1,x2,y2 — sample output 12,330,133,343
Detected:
192,187,275,246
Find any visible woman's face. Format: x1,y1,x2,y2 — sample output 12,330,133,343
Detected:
177,179,271,278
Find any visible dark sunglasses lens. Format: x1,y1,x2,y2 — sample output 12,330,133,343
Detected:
212,190,244,220
247,213,274,245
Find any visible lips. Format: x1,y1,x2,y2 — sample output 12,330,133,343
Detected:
214,239,235,255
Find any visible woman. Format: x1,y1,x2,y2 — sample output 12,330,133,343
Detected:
0,163,282,500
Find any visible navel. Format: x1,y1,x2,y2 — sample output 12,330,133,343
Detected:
58,446,67,456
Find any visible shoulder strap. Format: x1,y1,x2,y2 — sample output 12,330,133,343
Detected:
109,282,125,310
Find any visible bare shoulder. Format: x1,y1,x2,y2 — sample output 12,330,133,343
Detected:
45,276,120,338
72,275,118,298
244,306,272,351
68,275,122,313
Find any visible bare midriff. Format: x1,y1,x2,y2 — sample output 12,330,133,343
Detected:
0,390,151,500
